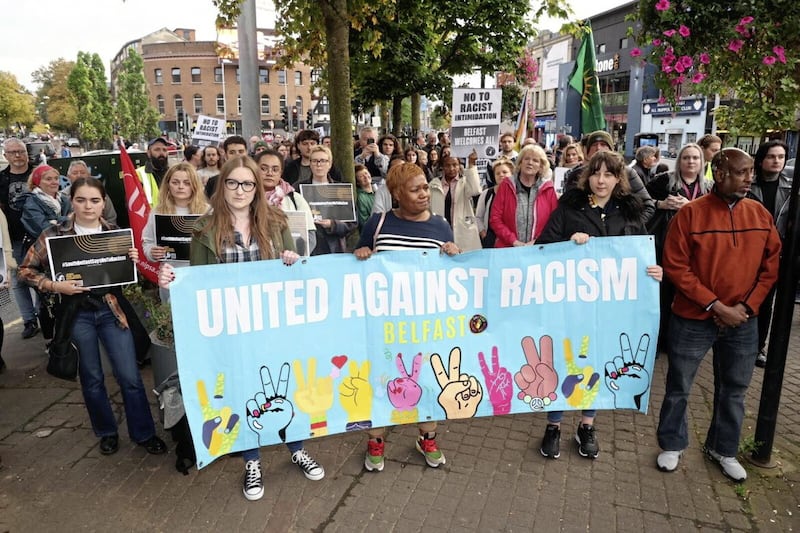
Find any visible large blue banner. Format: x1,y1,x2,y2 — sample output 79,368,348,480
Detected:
170,236,659,468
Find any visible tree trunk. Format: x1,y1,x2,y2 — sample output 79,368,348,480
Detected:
392,96,403,137
321,0,354,186
411,93,420,134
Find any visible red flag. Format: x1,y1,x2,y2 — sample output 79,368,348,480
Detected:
120,144,160,283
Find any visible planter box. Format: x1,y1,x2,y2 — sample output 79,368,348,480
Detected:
149,332,177,388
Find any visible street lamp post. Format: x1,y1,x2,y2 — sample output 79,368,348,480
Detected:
220,58,228,134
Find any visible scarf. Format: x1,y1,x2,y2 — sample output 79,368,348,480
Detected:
266,179,295,207
33,187,63,218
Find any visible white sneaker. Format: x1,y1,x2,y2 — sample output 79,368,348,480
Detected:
292,449,325,481
243,460,264,501
704,447,747,482
657,450,683,472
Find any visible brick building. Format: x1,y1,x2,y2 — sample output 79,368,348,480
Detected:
110,27,315,139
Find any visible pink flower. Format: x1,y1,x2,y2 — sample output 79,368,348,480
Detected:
652,38,662,46
763,55,777,65
728,39,744,53
630,48,642,58
735,24,751,38
679,55,693,68
740,16,754,25
670,75,685,87
662,65,673,74
674,62,685,73
663,29,677,37
678,25,691,38
691,72,706,83
773,46,787,63
699,53,710,65
656,0,670,11
658,96,667,104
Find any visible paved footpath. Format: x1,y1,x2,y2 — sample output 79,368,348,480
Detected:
1,303,799,532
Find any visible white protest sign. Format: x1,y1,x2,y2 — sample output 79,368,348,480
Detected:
450,88,502,160
191,115,225,147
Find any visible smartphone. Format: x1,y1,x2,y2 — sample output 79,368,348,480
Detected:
367,139,375,145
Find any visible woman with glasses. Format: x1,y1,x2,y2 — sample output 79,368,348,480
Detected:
297,145,356,254
158,156,325,501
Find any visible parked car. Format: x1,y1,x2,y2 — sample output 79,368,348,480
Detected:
25,140,56,166
66,137,80,147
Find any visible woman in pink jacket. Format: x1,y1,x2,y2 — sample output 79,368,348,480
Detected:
490,144,558,247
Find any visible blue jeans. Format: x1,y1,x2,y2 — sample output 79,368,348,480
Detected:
657,314,757,456
72,305,156,443
547,410,596,424
242,440,304,462
12,239,37,322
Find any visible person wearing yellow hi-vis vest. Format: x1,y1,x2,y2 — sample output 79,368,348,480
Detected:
135,138,170,207
699,134,722,182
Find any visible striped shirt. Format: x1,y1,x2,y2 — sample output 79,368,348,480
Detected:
357,210,453,252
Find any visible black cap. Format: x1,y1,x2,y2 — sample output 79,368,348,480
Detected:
148,137,170,149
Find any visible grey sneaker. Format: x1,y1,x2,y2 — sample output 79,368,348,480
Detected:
243,459,264,501
656,450,684,472
291,449,325,481
704,446,747,482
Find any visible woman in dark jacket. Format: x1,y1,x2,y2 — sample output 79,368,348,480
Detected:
536,150,662,461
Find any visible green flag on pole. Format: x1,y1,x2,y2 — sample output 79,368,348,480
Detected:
568,23,607,134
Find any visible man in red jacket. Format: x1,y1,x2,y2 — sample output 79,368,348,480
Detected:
656,148,781,482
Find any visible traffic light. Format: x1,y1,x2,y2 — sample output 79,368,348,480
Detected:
292,107,298,130
177,110,185,132
306,110,313,127
280,107,287,128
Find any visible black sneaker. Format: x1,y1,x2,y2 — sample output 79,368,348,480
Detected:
243,459,264,501
22,320,40,339
755,350,767,368
0,355,6,374
540,424,561,459
576,424,599,459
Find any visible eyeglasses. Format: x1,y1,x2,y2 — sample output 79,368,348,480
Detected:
310,159,330,165
224,179,257,192
4,150,25,156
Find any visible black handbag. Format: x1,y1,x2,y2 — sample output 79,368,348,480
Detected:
46,340,79,381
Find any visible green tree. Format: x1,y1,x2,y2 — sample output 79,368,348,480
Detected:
32,59,78,133
115,49,161,143
632,0,800,135
68,52,113,147
0,71,35,133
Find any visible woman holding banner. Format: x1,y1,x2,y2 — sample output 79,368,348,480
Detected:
142,163,209,301
535,151,662,460
354,162,461,473
18,177,167,458
158,156,325,502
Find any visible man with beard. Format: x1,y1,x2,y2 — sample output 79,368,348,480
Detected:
136,137,170,206
0,138,38,339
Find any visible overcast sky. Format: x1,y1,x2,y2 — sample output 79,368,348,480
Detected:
1,0,626,92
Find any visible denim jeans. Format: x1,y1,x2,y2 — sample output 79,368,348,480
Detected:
12,239,37,322
242,441,304,462
547,410,597,424
657,314,757,456
72,305,156,443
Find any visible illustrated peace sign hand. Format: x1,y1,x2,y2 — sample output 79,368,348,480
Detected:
514,335,558,410
431,346,483,419
338,360,373,426
387,352,423,411
245,363,295,445
293,358,334,431
197,373,240,457
605,333,652,409
478,346,513,415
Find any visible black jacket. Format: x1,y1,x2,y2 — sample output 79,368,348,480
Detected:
564,163,655,224
537,188,647,244
283,158,343,187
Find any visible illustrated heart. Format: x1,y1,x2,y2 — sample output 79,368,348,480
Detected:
332,355,348,369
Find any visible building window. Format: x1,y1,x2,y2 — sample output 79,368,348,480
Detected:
191,67,201,83
216,93,225,115
295,97,303,115
619,37,629,49
278,69,286,85
279,95,287,113
214,67,223,83
193,94,203,114
310,69,321,84
154,68,163,85
237,95,242,115
318,96,329,115
597,43,606,54
174,95,183,115
259,68,269,84
294,71,302,86
156,95,165,115
171,67,181,84
235,68,240,84
260,95,270,115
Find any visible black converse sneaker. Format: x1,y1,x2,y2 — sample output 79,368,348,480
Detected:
291,449,325,480
540,424,561,459
243,459,264,501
